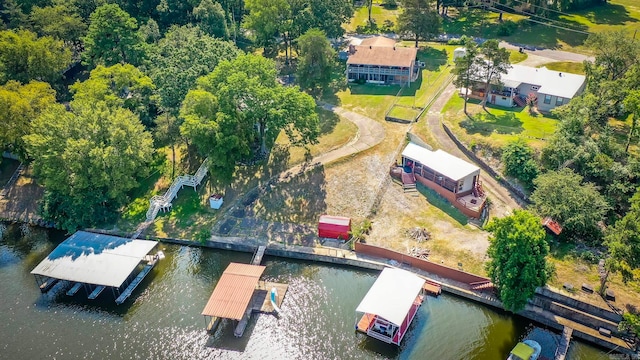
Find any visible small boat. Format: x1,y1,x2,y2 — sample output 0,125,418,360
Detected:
270,287,281,314
508,340,541,360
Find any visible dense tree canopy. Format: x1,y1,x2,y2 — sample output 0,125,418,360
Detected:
604,188,640,284
486,210,552,312
30,0,87,42
24,101,154,231
531,168,610,242
70,64,158,126
0,81,56,158
181,54,319,180
296,29,335,95
146,25,240,114
193,0,229,39
0,29,72,85
82,4,144,67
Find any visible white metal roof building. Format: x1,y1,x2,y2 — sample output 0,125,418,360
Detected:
31,231,158,288
356,268,425,327
402,142,480,182
502,64,586,99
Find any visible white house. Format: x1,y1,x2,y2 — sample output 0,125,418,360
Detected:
466,64,586,112
400,142,486,218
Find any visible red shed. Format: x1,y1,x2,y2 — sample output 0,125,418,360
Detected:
318,215,351,240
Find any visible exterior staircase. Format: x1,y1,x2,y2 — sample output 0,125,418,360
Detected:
0,163,25,197
145,158,209,221
512,95,526,107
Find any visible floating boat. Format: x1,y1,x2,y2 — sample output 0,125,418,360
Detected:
270,287,281,314
508,339,541,360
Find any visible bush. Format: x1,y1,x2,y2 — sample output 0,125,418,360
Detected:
502,139,539,189
497,20,518,36
381,0,398,9
447,38,463,45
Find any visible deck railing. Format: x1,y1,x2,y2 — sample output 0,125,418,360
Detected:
145,158,209,221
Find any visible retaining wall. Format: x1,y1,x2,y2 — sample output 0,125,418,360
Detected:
441,123,529,204
354,242,490,285
536,287,623,324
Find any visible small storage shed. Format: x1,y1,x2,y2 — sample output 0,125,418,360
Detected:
453,47,467,61
318,215,351,240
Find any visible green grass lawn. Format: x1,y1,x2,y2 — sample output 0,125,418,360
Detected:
541,61,585,75
442,1,640,53
509,50,528,64
344,4,400,33
440,95,558,151
329,43,456,121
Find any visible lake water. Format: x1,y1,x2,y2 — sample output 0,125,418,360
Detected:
0,224,610,359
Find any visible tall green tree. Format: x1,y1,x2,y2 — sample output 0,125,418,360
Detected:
397,0,441,48
0,80,56,158
146,25,240,115
0,0,29,29
624,90,640,153
70,64,158,126
194,0,229,39
0,29,72,84
531,168,610,242
243,0,290,55
179,89,253,182
24,101,154,231
452,36,480,114
296,28,335,95
30,0,87,42
603,188,640,286
478,39,511,110
196,54,319,155
82,4,144,67
486,210,552,312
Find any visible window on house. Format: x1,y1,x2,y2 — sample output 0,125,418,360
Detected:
544,94,552,104
531,85,540,91
556,97,564,106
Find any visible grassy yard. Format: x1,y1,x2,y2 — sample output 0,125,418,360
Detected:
439,95,558,151
344,4,400,33
541,61,586,75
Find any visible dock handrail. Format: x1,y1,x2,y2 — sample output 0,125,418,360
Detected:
146,158,209,221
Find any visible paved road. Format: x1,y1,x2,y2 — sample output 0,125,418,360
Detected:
500,41,594,63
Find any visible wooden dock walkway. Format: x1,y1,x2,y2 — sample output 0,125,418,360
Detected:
555,326,573,360
251,281,288,313
251,246,266,265
115,262,156,304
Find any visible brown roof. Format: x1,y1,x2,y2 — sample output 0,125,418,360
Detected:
360,36,397,47
542,217,563,235
201,262,266,320
347,45,418,68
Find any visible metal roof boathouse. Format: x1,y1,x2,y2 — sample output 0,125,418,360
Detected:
31,231,162,304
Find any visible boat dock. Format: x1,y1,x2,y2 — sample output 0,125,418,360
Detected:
251,281,288,313
554,326,573,360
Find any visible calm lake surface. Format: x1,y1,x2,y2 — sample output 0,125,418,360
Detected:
0,224,610,359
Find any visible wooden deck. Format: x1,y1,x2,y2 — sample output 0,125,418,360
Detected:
423,281,441,296
250,281,288,313
356,313,375,333
115,261,156,305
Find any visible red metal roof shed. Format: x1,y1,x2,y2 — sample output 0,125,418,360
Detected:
318,215,351,240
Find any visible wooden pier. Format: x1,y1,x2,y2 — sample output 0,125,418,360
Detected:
554,326,573,360
37,277,59,293
251,246,266,265
251,281,288,313
88,285,106,299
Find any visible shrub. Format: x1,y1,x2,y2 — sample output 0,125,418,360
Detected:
497,20,518,36
502,139,539,189
447,38,463,45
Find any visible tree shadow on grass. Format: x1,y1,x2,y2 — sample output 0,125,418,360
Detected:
252,165,327,225
576,3,638,26
317,107,340,136
459,107,524,136
416,183,468,226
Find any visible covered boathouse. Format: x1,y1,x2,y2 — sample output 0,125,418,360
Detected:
355,268,426,345
30,231,160,304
